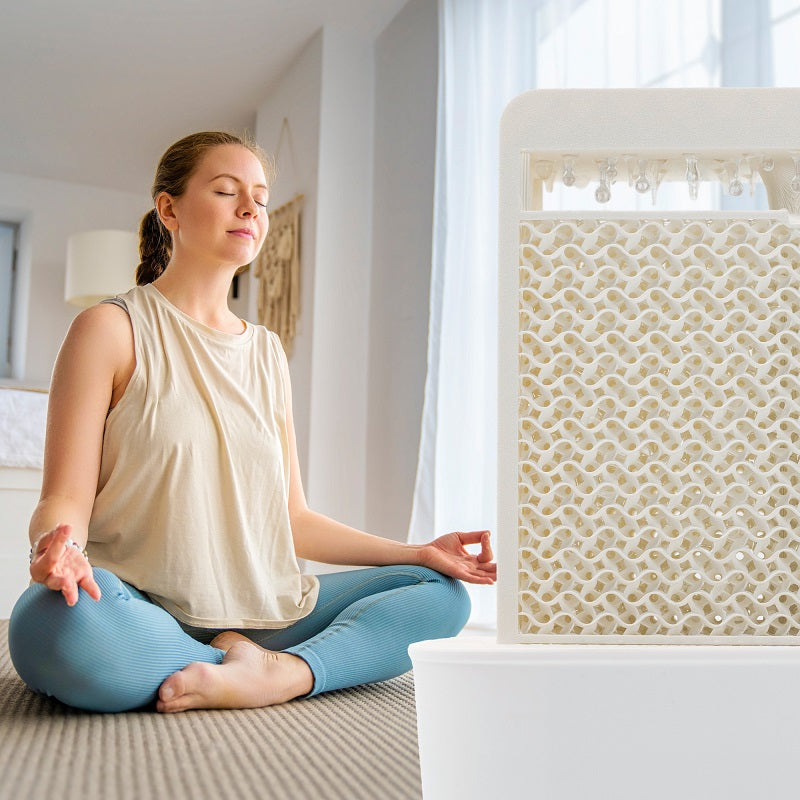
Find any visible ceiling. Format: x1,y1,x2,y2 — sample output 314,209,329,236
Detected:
0,0,409,196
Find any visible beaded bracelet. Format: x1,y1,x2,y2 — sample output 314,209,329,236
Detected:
29,537,89,564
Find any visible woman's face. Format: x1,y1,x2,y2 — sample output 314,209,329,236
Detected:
159,144,270,269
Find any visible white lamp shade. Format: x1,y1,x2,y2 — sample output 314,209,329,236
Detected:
65,229,139,308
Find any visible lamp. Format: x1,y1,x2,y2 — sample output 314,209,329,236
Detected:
65,229,139,308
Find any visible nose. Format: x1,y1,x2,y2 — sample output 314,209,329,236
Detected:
239,195,259,217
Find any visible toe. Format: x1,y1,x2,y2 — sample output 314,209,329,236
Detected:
210,631,252,652
158,671,184,703
157,694,191,713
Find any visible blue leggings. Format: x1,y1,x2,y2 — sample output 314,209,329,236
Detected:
8,565,470,713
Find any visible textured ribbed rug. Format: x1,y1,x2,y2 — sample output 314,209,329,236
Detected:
0,620,422,800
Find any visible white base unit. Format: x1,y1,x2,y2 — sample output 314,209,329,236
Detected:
410,636,800,800
0,467,40,617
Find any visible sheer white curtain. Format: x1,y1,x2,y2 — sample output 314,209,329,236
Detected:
407,0,539,627
410,0,791,628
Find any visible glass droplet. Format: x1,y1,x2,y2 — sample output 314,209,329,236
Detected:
595,184,611,203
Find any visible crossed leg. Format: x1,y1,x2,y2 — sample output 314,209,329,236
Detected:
159,564,471,712
10,565,470,713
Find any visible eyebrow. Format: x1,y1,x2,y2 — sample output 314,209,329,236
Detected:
209,173,268,190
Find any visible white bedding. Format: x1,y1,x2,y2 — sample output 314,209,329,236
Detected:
0,388,48,469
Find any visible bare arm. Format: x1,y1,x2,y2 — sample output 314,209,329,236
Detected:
28,303,135,604
281,356,496,585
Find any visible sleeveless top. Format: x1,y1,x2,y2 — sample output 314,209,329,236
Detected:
87,284,319,628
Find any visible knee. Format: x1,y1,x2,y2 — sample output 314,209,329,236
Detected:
442,575,472,635
8,569,138,710
416,567,472,636
10,568,123,649
9,574,100,691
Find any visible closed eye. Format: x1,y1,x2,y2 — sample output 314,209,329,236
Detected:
216,191,267,208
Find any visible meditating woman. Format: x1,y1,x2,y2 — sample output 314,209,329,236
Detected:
8,131,495,713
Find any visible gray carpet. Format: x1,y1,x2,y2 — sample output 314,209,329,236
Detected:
0,620,422,800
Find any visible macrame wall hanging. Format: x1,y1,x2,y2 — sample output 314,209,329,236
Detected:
252,193,303,355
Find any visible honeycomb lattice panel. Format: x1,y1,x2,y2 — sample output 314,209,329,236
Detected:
517,215,800,642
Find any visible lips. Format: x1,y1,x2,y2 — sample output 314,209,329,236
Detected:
228,228,255,239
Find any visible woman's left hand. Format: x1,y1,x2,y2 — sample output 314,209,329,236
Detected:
418,530,496,584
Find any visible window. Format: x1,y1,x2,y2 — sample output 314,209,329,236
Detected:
0,222,19,379
772,1,800,83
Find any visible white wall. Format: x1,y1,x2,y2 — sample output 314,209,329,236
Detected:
254,32,324,488
366,0,438,539
253,1,438,542
256,27,376,532
308,27,374,530
0,171,148,385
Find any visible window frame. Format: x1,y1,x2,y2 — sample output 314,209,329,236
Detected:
0,221,20,380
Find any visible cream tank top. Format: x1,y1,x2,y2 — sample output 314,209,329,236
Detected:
87,284,319,628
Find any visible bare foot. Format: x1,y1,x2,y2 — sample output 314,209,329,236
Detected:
211,630,253,653
156,632,314,713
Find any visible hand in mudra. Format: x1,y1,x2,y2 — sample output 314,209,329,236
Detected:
419,530,496,585
29,523,102,606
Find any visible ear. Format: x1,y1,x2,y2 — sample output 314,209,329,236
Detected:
155,192,179,232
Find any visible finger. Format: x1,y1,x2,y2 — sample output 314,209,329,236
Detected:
47,522,72,546
46,573,78,605
44,525,73,565
477,531,493,563
457,529,491,547
463,560,496,582
30,523,66,563
79,570,102,602
30,532,69,582
62,581,79,606
459,561,496,582
478,563,497,578
462,572,495,585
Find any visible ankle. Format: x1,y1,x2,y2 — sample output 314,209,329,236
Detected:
285,653,314,697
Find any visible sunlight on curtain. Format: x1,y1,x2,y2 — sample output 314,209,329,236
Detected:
772,2,800,82
408,0,539,629
410,0,796,629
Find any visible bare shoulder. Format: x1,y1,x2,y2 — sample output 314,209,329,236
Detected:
56,302,136,404
41,302,137,510
69,301,130,335
65,302,133,355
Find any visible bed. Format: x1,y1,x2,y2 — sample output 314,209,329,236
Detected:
0,385,47,617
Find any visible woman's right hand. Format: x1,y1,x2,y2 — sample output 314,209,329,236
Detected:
29,523,102,606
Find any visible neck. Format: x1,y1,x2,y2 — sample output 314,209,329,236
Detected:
152,258,244,334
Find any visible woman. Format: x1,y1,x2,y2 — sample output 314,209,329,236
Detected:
8,132,495,714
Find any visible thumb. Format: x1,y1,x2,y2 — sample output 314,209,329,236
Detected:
477,531,493,563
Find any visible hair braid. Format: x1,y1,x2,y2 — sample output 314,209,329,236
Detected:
136,208,171,285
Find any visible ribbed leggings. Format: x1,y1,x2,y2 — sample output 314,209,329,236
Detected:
8,565,470,713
